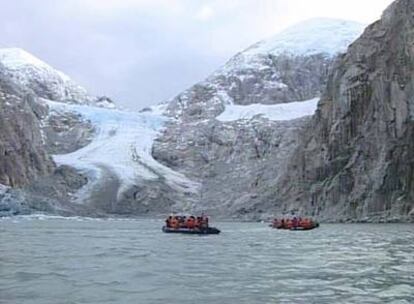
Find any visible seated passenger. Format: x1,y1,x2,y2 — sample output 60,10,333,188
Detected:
292,217,298,228
171,216,179,229
195,217,202,229
186,216,196,229
179,216,187,228
165,216,172,228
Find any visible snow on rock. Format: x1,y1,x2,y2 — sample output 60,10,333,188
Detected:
246,18,365,57
0,48,108,106
43,100,198,199
216,98,319,122
221,18,365,73
177,18,367,110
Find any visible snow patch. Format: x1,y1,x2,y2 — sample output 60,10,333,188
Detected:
216,98,319,122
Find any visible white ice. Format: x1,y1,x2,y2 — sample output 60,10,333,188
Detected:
44,100,199,199
216,98,319,122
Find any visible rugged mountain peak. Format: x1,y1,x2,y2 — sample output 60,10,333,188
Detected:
218,18,365,74
247,18,364,57
0,48,114,108
166,18,365,123
154,18,367,218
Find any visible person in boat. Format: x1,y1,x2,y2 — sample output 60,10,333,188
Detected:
186,216,196,229
199,215,209,229
165,215,172,228
280,218,285,229
195,216,202,229
179,216,187,228
171,216,180,229
292,217,298,228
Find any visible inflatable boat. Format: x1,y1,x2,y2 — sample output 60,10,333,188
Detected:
271,219,319,231
162,226,221,235
289,222,319,231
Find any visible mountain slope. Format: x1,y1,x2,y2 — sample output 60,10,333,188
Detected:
0,48,114,216
0,65,54,187
0,48,113,107
153,18,365,218
242,18,365,57
274,0,414,222
44,100,198,213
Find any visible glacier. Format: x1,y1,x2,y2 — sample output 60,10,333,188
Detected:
43,100,199,202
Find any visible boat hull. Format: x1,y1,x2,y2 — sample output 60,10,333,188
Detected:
271,222,319,230
289,224,319,231
162,226,221,235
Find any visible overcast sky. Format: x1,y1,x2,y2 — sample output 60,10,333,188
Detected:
0,0,394,109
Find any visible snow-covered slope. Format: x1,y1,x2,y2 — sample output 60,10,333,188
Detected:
0,48,111,107
216,98,319,122
42,100,198,202
246,18,365,57
222,18,365,73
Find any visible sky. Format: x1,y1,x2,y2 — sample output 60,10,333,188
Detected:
0,0,394,109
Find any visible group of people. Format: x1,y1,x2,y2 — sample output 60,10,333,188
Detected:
165,215,209,230
271,217,315,229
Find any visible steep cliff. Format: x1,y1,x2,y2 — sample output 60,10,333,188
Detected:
0,50,103,216
274,0,414,222
0,65,54,187
153,19,364,218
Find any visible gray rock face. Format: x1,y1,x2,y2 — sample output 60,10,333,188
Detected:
273,0,414,222
0,50,100,216
213,53,332,106
153,19,364,219
42,110,95,154
0,66,54,187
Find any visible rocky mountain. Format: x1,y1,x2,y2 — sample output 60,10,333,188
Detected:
0,48,114,107
0,49,112,216
1,18,364,219
272,0,414,222
3,7,412,223
0,48,197,216
152,18,365,218
0,64,54,187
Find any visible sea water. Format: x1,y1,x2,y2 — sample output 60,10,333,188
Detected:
1,216,413,304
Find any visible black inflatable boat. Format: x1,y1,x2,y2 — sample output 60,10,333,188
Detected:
162,226,221,235
289,222,319,231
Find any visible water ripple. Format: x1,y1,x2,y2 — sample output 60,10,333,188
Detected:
0,219,413,303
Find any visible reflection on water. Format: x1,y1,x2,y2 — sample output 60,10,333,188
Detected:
1,216,413,304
